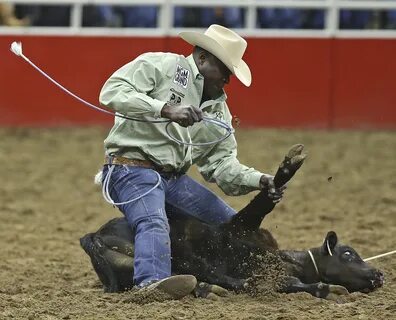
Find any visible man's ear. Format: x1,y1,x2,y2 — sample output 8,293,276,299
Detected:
322,231,338,256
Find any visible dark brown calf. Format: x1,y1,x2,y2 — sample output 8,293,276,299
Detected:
80,145,383,299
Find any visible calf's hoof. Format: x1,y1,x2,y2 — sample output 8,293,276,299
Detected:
287,144,305,158
194,282,229,300
314,283,349,301
274,144,307,187
282,144,306,172
324,284,349,301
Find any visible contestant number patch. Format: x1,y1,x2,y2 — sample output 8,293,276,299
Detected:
173,65,189,88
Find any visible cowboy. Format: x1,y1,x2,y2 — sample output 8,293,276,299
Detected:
98,24,285,299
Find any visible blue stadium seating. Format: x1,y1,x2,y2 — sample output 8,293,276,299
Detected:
258,9,302,28
387,10,396,28
200,8,244,28
339,10,372,29
121,6,157,28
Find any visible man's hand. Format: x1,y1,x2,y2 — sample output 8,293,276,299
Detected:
259,175,286,203
161,103,203,127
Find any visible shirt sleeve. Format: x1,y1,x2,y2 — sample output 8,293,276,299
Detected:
195,109,265,196
99,54,166,118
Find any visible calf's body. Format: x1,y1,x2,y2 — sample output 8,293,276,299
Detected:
80,145,383,299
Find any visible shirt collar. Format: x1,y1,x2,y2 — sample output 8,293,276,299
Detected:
186,54,203,80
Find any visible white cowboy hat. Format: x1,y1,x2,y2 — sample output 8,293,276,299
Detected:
179,24,252,87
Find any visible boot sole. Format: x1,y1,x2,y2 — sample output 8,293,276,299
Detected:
147,275,197,299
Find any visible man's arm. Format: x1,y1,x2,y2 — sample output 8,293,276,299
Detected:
194,111,264,196
99,53,203,126
196,106,284,199
99,55,166,118
197,137,261,196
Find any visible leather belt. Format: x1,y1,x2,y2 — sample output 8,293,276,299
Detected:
105,155,176,173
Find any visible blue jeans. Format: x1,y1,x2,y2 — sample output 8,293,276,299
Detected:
102,165,236,286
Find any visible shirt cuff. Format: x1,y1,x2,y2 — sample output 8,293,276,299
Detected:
152,100,166,118
247,171,264,189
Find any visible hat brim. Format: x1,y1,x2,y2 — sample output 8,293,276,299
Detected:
179,31,252,87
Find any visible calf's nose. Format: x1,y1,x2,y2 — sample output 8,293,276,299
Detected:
374,270,384,287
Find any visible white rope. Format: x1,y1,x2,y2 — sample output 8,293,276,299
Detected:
326,240,333,256
364,250,396,262
10,41,234,147
307,248,396,277
10,42,119,117
307,250,320,277
102,165,162,206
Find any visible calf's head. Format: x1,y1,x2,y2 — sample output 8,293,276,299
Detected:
312,231,384,293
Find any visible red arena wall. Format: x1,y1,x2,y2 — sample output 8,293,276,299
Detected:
0,35,395,129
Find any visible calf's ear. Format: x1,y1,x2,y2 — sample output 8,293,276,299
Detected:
322,231,338,256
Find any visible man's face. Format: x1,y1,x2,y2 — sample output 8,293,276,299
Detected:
198,53,232,100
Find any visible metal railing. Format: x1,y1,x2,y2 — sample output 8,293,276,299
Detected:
1,0,396,38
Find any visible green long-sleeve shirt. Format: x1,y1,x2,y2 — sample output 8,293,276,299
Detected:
99,52,264,196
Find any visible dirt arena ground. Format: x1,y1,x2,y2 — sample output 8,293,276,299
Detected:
0,127,395,320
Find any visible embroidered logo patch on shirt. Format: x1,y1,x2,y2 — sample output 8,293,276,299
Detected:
168,92,182,106
214,111,224,120
173,64,190,89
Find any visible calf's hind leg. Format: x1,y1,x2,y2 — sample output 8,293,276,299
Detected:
80,233,130,292
80,218,135,292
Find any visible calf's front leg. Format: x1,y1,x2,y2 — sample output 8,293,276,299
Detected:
279,276,349,300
